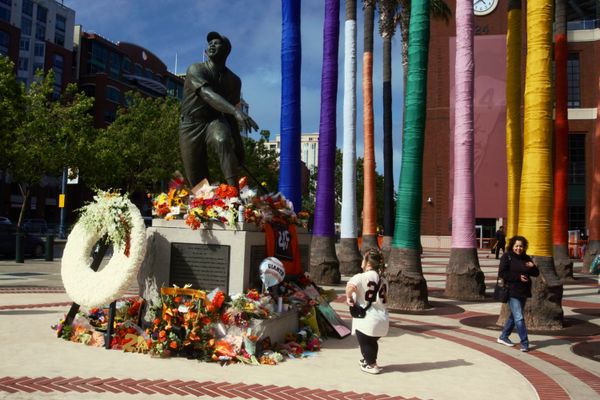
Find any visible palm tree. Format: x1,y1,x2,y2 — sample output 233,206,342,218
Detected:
444,0,485,300
552,0,573,280
278,0,302,213
505,0,523,241
585,101,600,268
310,0,341,284
378,0,399,258
386,0,431,311
519,0,563,330
361,0,378,252
338,0,363,275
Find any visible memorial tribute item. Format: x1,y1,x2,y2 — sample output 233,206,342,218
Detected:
61,191,147,308
179,31,258,189
259,256,286,288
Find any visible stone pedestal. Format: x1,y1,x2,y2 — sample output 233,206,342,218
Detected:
138,219,311,299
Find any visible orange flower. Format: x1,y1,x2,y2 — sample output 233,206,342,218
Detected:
169,340,178,349
212,291,225,309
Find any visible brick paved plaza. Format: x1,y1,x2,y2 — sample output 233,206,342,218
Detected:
0,249,598,399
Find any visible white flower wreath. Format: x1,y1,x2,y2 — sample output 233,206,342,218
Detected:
61,192,147,308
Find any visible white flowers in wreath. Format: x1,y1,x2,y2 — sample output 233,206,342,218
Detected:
61,191,147,308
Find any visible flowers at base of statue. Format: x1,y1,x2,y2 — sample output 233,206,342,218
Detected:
243,192,298,227
78,190,133,256
110,322,148,353
185,184,241,230
222,289,272,328
152,187,189,219
52,314,105,347
146,286,228,360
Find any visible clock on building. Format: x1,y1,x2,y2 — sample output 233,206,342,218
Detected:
473,0,498,16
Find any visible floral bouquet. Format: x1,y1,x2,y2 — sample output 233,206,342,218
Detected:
185,184,241,230
146,286,227,360
152,187,189,219
78,189,133,256
221,289,272,328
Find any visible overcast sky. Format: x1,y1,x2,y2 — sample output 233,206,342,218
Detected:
63,0,405,177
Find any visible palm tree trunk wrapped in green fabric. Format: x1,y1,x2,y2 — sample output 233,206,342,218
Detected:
445,0,485,300
386,0,431,311
338,0,363,275
310,0,341,284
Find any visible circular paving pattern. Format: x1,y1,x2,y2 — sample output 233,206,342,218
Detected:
460,315,600,337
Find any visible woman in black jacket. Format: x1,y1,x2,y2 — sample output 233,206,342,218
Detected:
496,235,539,352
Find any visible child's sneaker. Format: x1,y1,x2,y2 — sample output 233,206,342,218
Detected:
520,346,529,352
497,337,515,347
361,364,382,374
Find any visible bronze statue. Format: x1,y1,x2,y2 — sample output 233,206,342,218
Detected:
179,32,258,189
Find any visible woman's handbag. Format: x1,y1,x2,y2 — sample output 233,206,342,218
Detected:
493,277,509,303
349,280,380,318
349,303,367,318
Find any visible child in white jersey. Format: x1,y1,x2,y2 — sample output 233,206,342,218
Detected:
345,248,389,374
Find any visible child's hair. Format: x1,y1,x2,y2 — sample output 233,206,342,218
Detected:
364,248,385,273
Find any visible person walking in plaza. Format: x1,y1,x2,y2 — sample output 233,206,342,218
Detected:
496,235,539,352
494,225,506,259
345,248,389,374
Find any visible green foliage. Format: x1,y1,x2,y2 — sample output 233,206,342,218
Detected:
304,149,385,230
0,60,94,226
0,57,25,169
82,92,182,193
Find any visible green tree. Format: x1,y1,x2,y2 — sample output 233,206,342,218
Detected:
0,61,94,229
81,92,181,194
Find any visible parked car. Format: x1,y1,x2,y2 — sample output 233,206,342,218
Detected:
0,217,12,225
22,218,49,235
0,224,45,258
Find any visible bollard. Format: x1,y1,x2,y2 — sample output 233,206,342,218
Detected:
45,234,54,261
15,231,24,263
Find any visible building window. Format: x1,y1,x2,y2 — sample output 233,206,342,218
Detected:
81,84,95,97
22,0,33,16
88,41,107,73
33,62,43,72
52,53,64,96
109,52,121,79
0,0,10,23
0,30,8,56
568,133,585,185
18,57,29,71
104,110,116,124
19,37,29,51
106,86,121,103
35,22,45,40
134,63,142,76
568,206,585,231
34,41,44,57
122,57,131,74
21,16,32,36
54,14,65,47
567,53,580,108
36,5,47,22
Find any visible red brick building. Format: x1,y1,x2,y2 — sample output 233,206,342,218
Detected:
421,1,598,245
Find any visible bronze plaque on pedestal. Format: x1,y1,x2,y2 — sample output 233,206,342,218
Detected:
170,243,230,292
